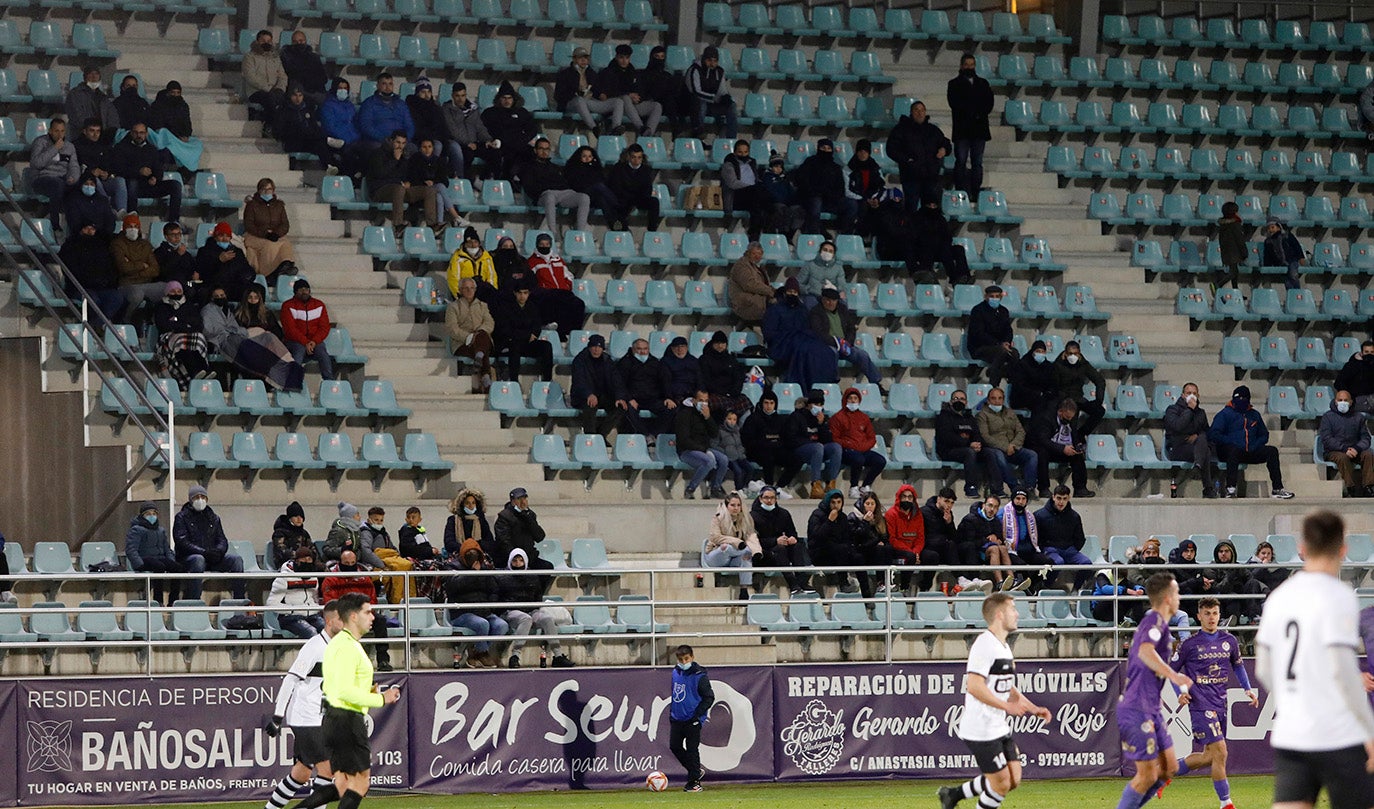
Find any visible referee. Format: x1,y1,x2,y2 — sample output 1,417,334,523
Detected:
297,592,400,809
264,601,341,809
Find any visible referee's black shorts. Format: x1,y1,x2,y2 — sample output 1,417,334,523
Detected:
1274,745,1374,809
322,706,371,775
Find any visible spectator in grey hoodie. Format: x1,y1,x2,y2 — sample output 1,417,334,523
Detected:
711,410,752,491
23,118,80,233
792,241,845,309
1319,389,1374,497
441,82,499,180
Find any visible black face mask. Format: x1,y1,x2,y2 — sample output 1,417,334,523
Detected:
960,68,975,78
900,501,915,512
295,561,321,572
1013,503,1026,513
339,563,358,571
212,297,228,307
950,401,965,412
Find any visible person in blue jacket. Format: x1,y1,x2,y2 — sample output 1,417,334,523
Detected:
669,644,713,793
356,72,414,150
320,77,368,178
1089,568,1145,625
1207,384,1294,500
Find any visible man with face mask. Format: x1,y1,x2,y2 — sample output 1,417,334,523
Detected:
946,53,994,198
153,222,200,292
1209,385,1294,499
967,285,1018,387
676,390,730,500
1334,340,1374,415
936,389,997,499
64,171,115,236
720,140,769,239
1163,382,1219,498
243,29,289,121
606,144,660,230
886,101,950,211
762,278,838,392
113,75,150,130
1319,389,1374,497
65,67,120,143
279,30,329,103
638,45,684,131
481,82,538,180
741,389,799,493
492,488,554,571
1050,340,1107,437
1028,398,1093,498
173,485,246,601
616,338,675,437
661,336,700,402
268,546,326,639
281,278,335,380
793,138,858,235
321,78,367,177
110,212,164,322
111,122,183,224
125,501,184,605
976,387,1036,496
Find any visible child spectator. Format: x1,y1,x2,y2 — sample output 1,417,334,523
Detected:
711,410,752,492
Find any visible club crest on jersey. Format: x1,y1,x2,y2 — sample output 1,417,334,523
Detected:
1141,719,1155,733
1221,642,1230,652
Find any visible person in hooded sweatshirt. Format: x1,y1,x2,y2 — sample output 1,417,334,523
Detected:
357,72,414,148
496,548,571,668
481,82,538,180
759,152,807,240
493,280,553,383
606,144,660,230
750,486,808,592
323,501,363,561
447,226,498,300
808,489,873,596
404,77,450,159
762,279,838,392
885,100,951,210
148,80,194,140
526,232,586,339
638,45,685,131
274,84,338,168
569,333,627,436
958,494,1021,591
173,485,247,600
64,171,116,236
151,280,211,384
125,501,184,605
922,486,981,591
1208,384,1294,499
113,74,150,130
441,82,499,180
59,222,125,319
1202,539,1266,624
1007,340,1058,414
1033,485,1094,592
998,489,1050,592
563,145,626,229
267,500,312,571
793,138,857,235
829,387,886,499
1319,389,1374,497
792,240,845,310
490,235,529,290
742,388,800,492
268,545,326,638
1089,568,1146,625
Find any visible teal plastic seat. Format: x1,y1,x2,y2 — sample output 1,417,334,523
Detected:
275,431,325,469
318,432,367,470
403,434,452,471
171,599,227,640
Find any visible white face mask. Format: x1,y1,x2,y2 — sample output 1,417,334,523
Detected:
335,89,349,100
191,498,208,512
1066,354,1080,365
1185,393,1198,403
463,506,477,515
1337,401,1351,414
810,405,823,416
695,401,707,413
988,404,1003,413
818,249,835,261
844,402,859,412
124,228,139,240
87,81,101,90
465,245,480,256
1034,353,1047,363
760,502,776,511
369,521,384,529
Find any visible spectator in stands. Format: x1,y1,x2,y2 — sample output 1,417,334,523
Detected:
154,222,200,295
805,489,863,595
1262,216,1307,291
685,46,737,139
445,488,494,562
321,548,394,669
935,389,996,499
598,44,662,136
884,484,926,590
1337,341,1374,415
491,235,529,289
275,85,339,172
111,212,164,322
72,119,126,214
742,388,799,494
235,283,283,338
720,140,769,239
280,278,335,380
794,240,844,309
570,334,627,436
706,492,762,599
677,389,729,500
640,45,685,133
787,390,843,499
763,279,838,392
617,337,675,437
750,486,808,592
324,501,362,560
1050,340,1106,437
441,83,497,180
528,233,587,339
447,226,498,299
919,487,962,591
267,500,311,571
113,75,150,130
759,153,807,241
1248,541,1289,592
846,139,886,203
662,336,700,402
65,172,115,236
1203,540,1265,624
849,492,897,595
555,46,622,134
1215,201,1247,289
481,82,538,180
369,130,439,232
125,501,184,605
910,199,970,284
1034,486,1093,591
201,284,306,391
445,538,509,668
358,73,414,150
66,67,120,143
23,117,79,234
112,122,183,225
1029,398,1093,497
809,288,881,386
243,30,290,122
493,281,553,383
152,281,210,383
699,331,752,419
280,31,329,105
409,137,467,227
712,411,752,491
518,137,592,235
564,145,626,229
1090,568,1145,625
269,545,325,639
794,138,857,236
397,505,440,562
1361,75,1374,136
999,488,1051,591
977,387,1036,496
321,78,367,178
495,548,562,668
830,387,886,499
173,485,246,601
243,177,298,278
404,77,449,159
151,80,198,145
58,222,123,318
946,53,994,199
492,487,554,572
1209,384,1294,499
1008,340,1055,413
1163,382,1220,499
446,276,495,393
1320,389,1374,497
967,285,1017,386
1167,539,1209,604
860,187,912,265
886,101,950,211
606,144,660,231
958,494,1020,591
728,241,773,324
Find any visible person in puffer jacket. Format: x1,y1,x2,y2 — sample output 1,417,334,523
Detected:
1208,384,1292,499
829,387,886,499
999,489,1051,592
267,545,324,638
1318,389,1374,497
1089,568,1145,625
710,410,752,492
125,501,184,605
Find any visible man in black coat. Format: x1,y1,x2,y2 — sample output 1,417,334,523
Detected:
750,487,808,592
72,118,126,213
617,337,676,436
698,331,751,419
919,487,963,587
172,485,246,600
1033,486,1094,591
966,285,1017,385
934,390,997,498
1334,340,1374,414
946,53,994,199
279,30,329,104
638,45,685,132
1050,340,1107,437
793,138,857,235
111,122,182,224
58,223,124,319
661,336,700,402
481,82,539,180
1163,382,1219,497
1007,340,1057,413
885,101,951,211
492,488,553,572
1028,398,1093,498
493,282,553,383
606,143,660,230
742,388,801,489
595,44,662,136
569,334,626,436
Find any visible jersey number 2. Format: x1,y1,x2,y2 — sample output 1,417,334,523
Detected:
1283,620,1300,681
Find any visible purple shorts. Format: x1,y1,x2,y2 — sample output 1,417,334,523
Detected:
1189,706,1225,746
1118,708,1171,762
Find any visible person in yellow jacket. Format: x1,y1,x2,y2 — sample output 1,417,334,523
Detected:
446,225,498,299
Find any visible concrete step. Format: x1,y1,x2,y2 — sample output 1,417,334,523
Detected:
1106,314,1204,348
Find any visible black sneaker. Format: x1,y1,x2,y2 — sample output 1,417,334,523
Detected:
939,785,962,809
683,783,703,793
508,655,520,668
376,661,394,672
551,653,575,668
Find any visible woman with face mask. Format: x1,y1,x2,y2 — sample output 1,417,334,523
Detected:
444,488,495,560
200,284,306,391
63,171,116,236
443,538,509,668
152,280,211,384
705,492,763,601
242,177,298,278
792,240,845,309
446,225,498,299
124,501,185,606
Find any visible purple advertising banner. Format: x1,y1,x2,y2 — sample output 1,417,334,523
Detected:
0,681,17,806
15,675,408,806
406,666,775,793
772,661,1122,781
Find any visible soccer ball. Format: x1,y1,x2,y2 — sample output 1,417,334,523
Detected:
645,771,669,791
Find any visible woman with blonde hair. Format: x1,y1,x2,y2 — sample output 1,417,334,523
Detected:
704,491,763,600
242,177,298,277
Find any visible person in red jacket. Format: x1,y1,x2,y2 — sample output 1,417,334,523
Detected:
829,387,887,499
884,484,934,590
280,278,335,380
321,549,392,671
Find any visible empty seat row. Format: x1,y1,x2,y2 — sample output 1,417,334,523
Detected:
1004,99,1361,140
705,4,1068,46
1223,335,1363,374
1095,191,1372,229
1177,286,1366,326
1103,15,1374,54
0,20,119,59
275,0,663,31
1136,239,1374,276
100,376,409,421
142,429,451,482
1047,144,1374,186
1049,55,1372,97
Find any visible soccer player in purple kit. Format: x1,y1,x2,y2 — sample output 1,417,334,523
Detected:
1167,596,1258,809
1362,605,1374,705
1114,572,1193,809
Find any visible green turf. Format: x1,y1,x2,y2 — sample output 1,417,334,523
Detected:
87,774,1305,809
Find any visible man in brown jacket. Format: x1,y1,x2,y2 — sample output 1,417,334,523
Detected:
727,242,772,323
242,29,289,121
974,386,1038,496
110,212,164,321
446,276,496,392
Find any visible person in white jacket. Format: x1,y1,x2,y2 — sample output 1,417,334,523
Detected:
268,545,324,638
262,601,340,809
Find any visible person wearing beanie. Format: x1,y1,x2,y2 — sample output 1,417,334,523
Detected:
685,45,737,138
946,52,994,198
324,502,363,561
480,80,538,180
569,332,628,436
786,390,844,498
759,150,808,240
447,225,498,299
404,76,448,156
555,45,625,135
699,331,752,420
268,500,313,570
151,277,212,384
58,217,125,319
125,501,185,605
367,128,439,231
847,138,886,202
639,44,684,131
111,120,183,222
1261,215,1306,291
110,210,165,323
149,80,194,141
1007,339,1057,413
595,44,663,136
196,220,256,301
173,485,247,600
793,137,857,235
885,100,951,210
280,276,335,380
742,388,801,494
243,177,298,277
274,83,343,173
1209,385,1294,498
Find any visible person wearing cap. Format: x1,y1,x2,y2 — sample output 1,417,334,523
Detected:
555,45,625,134
280,30,329,103
23,117,80,234
1028,398,1093,499
243,177,298,277
368,129,439,232
1261,216,1306,291
110,211,165,322
759,151,807,240
446,276,496,392
935,389,997,499
676,390,730,499
58,219,125,319
662,336,700,402
596,44,663,136
617,337,676,436
493,488,554,572
794,138,857,235
946,53,994,199
886,100,951,211
493,280,553,383
966,284,1017,387
809,287,883,385
125,501,185,605
281,277,335,380
516,137,592,234
196,221,256,302
786,390,844,499
685,45,737,138
64,170,116,237
763,278,838,391
111,120,183,223
243,29,289,121
442,82,499,180
570,333,628,436
481,81,538,180
405,76,450,158
1209,385,1294,499
72,117,126,214
173,485,247,601
720,140,770,240
65,67,120,145
794,239,845,309
149,80,194,142
639,45,684,131
607,144,661,231
728,242,773,323
152,279,212,383
831,387,887,499
700,331,752,420
358,72,415,149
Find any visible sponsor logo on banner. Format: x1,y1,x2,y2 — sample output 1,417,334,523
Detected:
27,721,72,773
780,700,845,775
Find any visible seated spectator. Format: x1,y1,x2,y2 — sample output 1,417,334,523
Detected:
846,138,886,204
446,277,496,392
786,390,843,499
720,140,768,239
661,336,699,403
793,138,857,235
1008,340,1056,413
909,200,969,283
1319,389,1374,498
809,287,882,386
564,146,625,229
447,225,498,299
685,46,737,139
275,85,341,173
1090,568,1145,625
712,410,752,491
606,144,660,230
113,74,150,130
640,45,685,132
794,240,844,309
323,501,362,560
860,187,912,265
920,487,965,591
398,504,440,562
967,285,1017,386
1248,541,1290,592
445,538,509,668
322,549,393,670
59,222,124,319
1203,541,1265,624
236,283,284,338
750,485,808,592
279,278,334,379
153,222,200,292
72,118,126,213
173,485,247,601
368,130,438,232
1262,216,1305,291
201,284,305,390
555,46,623,134
1334,340,1374,415
830,387,886,499
480,82,538,180
807,489,871,595
149,80,195,143
442,83,499,180
699,331,752,418
112,122,183,224
886,101,950,210
357,72,414,150
1029,398,1092,498
848,491,896,595
152,281,211,383
884,485,927,589
64,171,115,236
958,494,1022,591
444,488,495,561
1209,384,1293,499
497,548,573,668
728,241,773,324
706,492,762,600
1034,486,1093,591
66,67,119,144
404,77,449,160
409,137,467,227
676,389,729,500
1163,382,1219,498
597,44,662,136
527,233,586,339
1125,535,1166,568
976,387,1036,496
935,389,997,499
517,137,591,235
742,388,800,493
110,212,164,322
1361,74,1374,135
266,500,311,571
493,281,553,383
1166,540,1210,613
762,280,838,392
268,545,325,639
492,236,530,289
617,337,676,437
242,177,298,277
320,78,368,177
23,117,79,234
280,30,329,104
999,488,1052,592
1050,340,1106,437
492,487,554,573
125,500,184,605
243,29,289,121
758,153,806,240
570,334,627,436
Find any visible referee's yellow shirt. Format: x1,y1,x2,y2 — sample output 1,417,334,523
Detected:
323,629,384,714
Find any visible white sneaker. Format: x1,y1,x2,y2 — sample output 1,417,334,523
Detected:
326,137,345,149
1270,488,1295,500
453,214,471,228
777,489,795,500
746,479,764,493
0,591,13,603
958,576,974,589
968,578,994,593
849,486,863,500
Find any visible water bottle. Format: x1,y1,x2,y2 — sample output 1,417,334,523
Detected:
695,572,704,588
1170,479,1178,498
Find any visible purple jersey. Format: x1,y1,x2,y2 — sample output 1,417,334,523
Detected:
1120,609,1171,712
1361,606,1374,679
1171,629,1243,714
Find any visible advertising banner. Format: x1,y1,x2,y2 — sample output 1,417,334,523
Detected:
0,681,17,806
406,666,775,793
1154,660,1271,775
